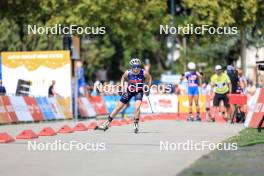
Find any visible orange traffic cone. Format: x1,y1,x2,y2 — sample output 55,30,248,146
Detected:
73,123,88,131
0,133,15,143
16,129,38,139
87,122,97,129
58,125,73,133
39,127,57,136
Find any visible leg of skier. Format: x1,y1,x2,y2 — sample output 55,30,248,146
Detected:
194,95,201,121
133,100,142,133
95,91,131,131
187,95,194,121
95,101,126,131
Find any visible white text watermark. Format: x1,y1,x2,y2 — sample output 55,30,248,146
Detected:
160,24,238,35
94,83,173,94
160,140,238,151
27,24,106,35
27,140,106,151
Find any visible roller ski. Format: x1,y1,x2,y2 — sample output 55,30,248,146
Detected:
187,113,194,121
134,119,139,134
195,113,201,121
94,117,112,131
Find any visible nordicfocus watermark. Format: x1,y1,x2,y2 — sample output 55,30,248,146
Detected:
27,140,106,151
94,83,173,93
160,140,238,151
94,83,172,94
27,24,106,35
160,24,238,35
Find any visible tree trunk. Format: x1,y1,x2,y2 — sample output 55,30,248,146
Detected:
240,28,247,75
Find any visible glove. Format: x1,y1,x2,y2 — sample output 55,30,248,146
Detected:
144,87,150,96
117,86,123,95
145,90,150,96
118,91,123,96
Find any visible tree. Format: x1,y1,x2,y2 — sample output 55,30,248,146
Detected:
183,0,263,74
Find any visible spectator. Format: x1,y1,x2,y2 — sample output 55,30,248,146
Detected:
237,68,247,93
201,82,211,95
85,81,94,97
48,80,57,97
226,65,239,94
0,80,6,95
96,66,108,84
174,84,181,95
246,80,256,96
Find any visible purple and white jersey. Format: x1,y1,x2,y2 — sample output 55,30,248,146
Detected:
185,71,199,87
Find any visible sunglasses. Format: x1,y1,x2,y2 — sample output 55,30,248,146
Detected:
132,65,140,69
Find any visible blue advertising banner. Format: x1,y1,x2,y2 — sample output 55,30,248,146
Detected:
102,95,118,113
35,97,55,120
103,95,135,115
48,97,65,119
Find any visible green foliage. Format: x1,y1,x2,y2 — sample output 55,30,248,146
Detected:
226,128,264,147
183,0,258,27
178,0,264,77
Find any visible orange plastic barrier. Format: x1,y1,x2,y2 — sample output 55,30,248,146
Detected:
1,96,18,123
78,97,96,117
228,94,247,105
178,95,206,113
245,88,264,128
0,97,11,124
56,97,72,119
88,96,108,115
23,96,44,121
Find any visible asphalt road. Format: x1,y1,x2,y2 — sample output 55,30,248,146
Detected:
0,119,243,176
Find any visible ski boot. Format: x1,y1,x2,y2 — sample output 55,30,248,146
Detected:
187,113,194,121
195,113,201,121
134,118,139,134
94,116,113,131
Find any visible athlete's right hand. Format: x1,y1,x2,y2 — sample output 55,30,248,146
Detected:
145,91,150,96
118,91,123,95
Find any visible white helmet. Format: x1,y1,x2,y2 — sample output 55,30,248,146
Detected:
187,62,196,70
130,58,141,66
215,65,222,71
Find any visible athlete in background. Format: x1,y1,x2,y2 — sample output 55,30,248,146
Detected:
210,65,232,122
95,58,152,133
181,62,203,121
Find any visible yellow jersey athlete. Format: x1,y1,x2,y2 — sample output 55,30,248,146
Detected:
210,65,232,122
95,58,152,133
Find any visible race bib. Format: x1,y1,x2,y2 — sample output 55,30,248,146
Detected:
216,83,224,88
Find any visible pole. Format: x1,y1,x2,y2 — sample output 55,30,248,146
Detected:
147,96,154,114
170,0,175,16
240,28,247,75
170,0,175,71
74,66,78,120
183,37,187,71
